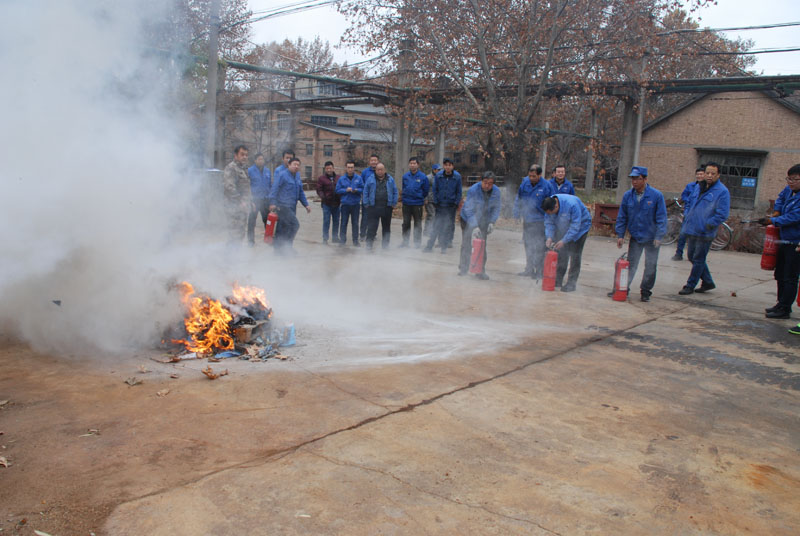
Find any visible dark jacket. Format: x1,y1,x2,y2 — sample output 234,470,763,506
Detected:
316,173,340,207
433,171,462,207
363,174,399,207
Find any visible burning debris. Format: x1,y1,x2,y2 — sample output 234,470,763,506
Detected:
162,281,294,364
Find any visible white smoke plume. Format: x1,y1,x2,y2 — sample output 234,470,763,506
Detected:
0,0,205,354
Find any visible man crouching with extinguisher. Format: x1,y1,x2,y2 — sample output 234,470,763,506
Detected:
542,193,593,292
758,164,800,321
610,166,667,302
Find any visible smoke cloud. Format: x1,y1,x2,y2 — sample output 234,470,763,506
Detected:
0,0,205,354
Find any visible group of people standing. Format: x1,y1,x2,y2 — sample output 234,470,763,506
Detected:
223,146,800,331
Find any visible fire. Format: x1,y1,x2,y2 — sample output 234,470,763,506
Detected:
231,282,270,311
173,282,234,354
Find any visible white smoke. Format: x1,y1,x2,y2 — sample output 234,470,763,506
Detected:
0,0,204,354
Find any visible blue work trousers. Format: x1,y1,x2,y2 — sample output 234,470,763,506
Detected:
628,240,660,295
685,236,714,289
322,204,340,242
339,204,360,245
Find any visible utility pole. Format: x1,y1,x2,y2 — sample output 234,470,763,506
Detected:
393,39,414,183
616,99,636,203
632,54,648,166
203,0,221,168
584,108,596,195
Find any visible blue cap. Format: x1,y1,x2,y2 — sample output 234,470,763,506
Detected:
629,166,648,177
432,164,441,170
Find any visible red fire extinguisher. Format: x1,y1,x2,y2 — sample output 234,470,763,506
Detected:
469,238,486,274
542,249,558,291
612,253,630,302
760,224,779,270
263,211,279,244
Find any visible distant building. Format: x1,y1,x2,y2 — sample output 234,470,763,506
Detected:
639,91,800,213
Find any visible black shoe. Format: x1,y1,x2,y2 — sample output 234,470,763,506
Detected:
607,290,615,298
475,273,490,280
561,284,575,292
422,247,432,253
765,304,781,313
789,324,800,335
671,254,682,261
641,293,651,302
766,309,790,319
694,282,716,293
555,281,562,288
678,286,694,295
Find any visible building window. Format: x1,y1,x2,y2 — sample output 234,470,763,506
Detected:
305,166,313,179
323,144,333,157
310,115,338,126
306,144,313,156
318,82,344,96
253,114,268,130
277,115,290,131
453,152,462,164
470,153,479,164
355,119,378,129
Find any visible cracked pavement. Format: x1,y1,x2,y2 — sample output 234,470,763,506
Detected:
2,214,799,535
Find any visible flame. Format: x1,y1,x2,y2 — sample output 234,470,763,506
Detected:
172,282,234,354
231,282,270,311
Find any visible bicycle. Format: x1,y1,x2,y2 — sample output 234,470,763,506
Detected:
663,198,732,251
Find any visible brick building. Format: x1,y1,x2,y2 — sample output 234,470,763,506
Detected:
639,91,800,213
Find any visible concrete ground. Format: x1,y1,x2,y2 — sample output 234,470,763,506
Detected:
1,204,798,535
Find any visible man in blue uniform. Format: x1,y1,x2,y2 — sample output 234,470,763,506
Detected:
459,172,502,279
362,163,399,250
550,165,575,195
336,161,363,247
542,194,592,292
400,157,430,248
513,164,555,279
359,154,379,241
612,166,667,302
269,157,311,253
246,153,271,246
424,158,462,253
672,167,705,261
760,164,800,319
678,162,730,295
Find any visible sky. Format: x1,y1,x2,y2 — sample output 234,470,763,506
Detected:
248,0,800,76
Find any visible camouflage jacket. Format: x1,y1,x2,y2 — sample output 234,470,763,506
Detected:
223,160,251,205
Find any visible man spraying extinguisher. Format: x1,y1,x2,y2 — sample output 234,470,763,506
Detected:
610,166,667,302
458,171,502,280
758,164,800,321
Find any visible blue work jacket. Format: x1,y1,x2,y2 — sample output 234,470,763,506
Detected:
401,170,430,206
461,183,502,228
615,185,668,242
433,171,462,206
270,167,309,208
363,174,399,207
335,173,364,206
773,189,800,242
247,165,271,198
550,178,575,195
680,181,698,214
360,167,376,203
681,180,730,238
513,177,555,222
545,194,592,243
773,185,793,214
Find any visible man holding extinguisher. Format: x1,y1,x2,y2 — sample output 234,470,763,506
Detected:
612,166,667,302
458,172,502,279
759,164,800,320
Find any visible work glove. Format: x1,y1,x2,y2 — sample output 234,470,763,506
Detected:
757,217,770,226
471,227,482,239
487,223,494,235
